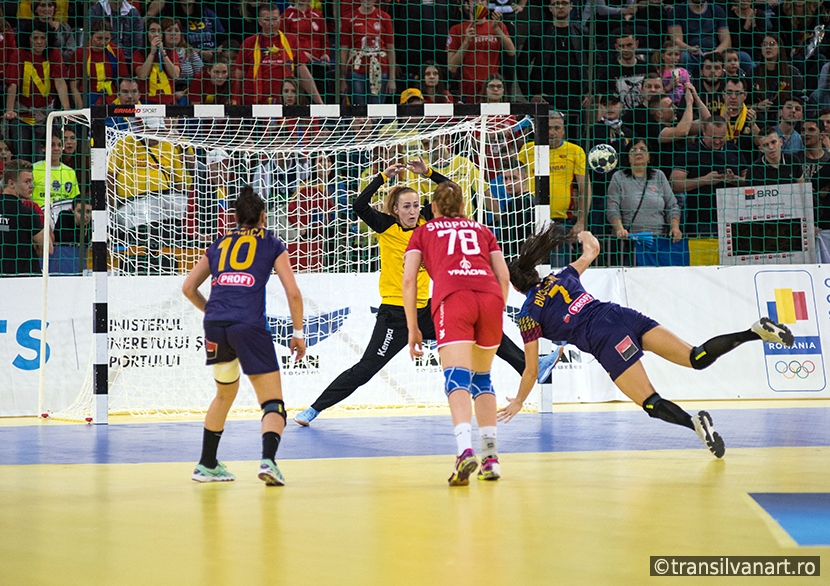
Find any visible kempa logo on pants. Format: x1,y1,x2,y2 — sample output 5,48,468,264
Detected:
377,328,395,357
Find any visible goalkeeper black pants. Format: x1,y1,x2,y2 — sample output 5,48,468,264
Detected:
310,302,526,412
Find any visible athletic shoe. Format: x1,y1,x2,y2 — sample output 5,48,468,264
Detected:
537,345,564,383
294,407,319,426
477,456,501,481
258,459,286,486
192,462,235,482
693,411,726,459
751,318,795,347
448,448,478,486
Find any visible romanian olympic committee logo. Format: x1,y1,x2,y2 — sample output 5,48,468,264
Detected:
775,360,816,379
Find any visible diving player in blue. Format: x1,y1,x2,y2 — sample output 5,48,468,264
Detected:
498,225,796,458
183,185,305,485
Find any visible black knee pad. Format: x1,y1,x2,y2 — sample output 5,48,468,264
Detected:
690,345,716,370
261,399,287,423
642,393,692,428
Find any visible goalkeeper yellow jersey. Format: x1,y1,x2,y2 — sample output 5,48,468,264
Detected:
518,140,586,220
377,219,430,308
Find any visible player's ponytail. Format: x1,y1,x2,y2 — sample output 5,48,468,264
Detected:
235,185,265,228
508,224,569,294
432,181,464,218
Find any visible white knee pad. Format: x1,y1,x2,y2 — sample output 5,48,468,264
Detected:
213,359,240,384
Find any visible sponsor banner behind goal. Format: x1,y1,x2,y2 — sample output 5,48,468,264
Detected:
0,266,827,417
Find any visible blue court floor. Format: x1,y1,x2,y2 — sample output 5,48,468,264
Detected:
1,403,828,586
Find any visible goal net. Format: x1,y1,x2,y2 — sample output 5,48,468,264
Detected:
54,107,540,419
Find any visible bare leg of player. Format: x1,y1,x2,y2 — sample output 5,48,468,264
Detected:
249,371,288,486
471,345,500,480
440,343,483,486
192,379,239,483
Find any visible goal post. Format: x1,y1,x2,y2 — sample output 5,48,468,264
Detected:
44,102,554,423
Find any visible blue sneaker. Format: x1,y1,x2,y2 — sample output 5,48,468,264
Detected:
258,459,286,486
294,407,319,426
192,461,235,483
537,345,564,383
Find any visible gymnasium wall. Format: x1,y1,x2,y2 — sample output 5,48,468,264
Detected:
0,265,827,417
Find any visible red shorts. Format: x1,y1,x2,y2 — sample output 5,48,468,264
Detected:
433,290,504,349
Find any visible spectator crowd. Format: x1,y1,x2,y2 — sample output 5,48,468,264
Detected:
1,0,830,275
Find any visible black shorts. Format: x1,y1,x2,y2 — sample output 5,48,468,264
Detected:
586,306,660,381
203,321,279,375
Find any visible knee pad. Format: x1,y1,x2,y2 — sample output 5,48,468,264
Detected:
212,359,240,384
690,345,716,370
443,367,472,397
261,399,287,422
642,393,690,427
470,372,494,399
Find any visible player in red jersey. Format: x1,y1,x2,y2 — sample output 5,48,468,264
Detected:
404,181,510,485
232,4,322,105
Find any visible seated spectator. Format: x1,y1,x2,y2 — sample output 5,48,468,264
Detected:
18,0,76,62
695,52,726,114
188,56,232,105
419,61,454,103
671,115,745,237
633,84,709,179
1,159,48,274
0,140,14,174
53,196,90,246
234,4,322,105
287,153,338,272
724,0,765,75
89,0,144,61
70,19,128,108
774,96,804,154
621,73,664,131
528,0,584,113
106,117,191,240
721,77,761,159
0,8,16,88
517,112,590,237
32,131,80,218
652,41,692,105
667,0,731,75
447,0,515,102
133,20,180,105
590,94,626,150
607,139,682,242
162,17,202,103
17,0,70,24
283,0,333,102
748,125,805,185
801,117,830,261
107,78,142,131
751,34,804,115
497,162,534,260
4,21,72,160
340,0,396,105
775,0,830,94
159,0,225,63
594,25,649,111
723,49,747,80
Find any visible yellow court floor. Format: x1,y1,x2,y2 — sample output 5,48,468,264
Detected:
1,447,828,586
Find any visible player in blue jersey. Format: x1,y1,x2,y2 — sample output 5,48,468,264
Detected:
182,186,305,485
498,225,795,458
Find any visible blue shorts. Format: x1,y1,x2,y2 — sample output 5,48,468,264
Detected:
203,321,279,375
583,306,659,381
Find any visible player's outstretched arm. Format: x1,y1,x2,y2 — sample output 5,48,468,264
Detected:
569,230,600,276
182,255,211,312
274,251,306,360
402,250,424,359
498,339,539,423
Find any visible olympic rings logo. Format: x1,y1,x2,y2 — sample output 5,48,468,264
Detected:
775,360,816,379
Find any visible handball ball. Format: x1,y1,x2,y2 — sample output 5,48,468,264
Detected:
588,144,618,174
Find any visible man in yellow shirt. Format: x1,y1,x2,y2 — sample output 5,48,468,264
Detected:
106,117,191,235
517,112,591,234
32,132,80,214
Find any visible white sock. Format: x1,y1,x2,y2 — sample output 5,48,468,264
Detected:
454,423,472,456
480,426,497,459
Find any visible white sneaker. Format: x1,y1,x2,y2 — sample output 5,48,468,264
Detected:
751,318,794,347
693,411,725,458
537,345,564,383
